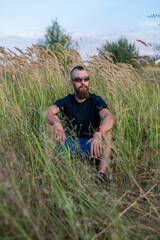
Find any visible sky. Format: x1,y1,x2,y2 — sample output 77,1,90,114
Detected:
0,0,160,60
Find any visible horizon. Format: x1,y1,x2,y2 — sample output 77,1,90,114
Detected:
0,0,160,60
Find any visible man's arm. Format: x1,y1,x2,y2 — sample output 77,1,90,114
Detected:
43,105,60,125
43,105,67,145
90,108,114,158
98,108,114,134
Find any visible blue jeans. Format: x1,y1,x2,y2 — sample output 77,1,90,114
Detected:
63,134,92,159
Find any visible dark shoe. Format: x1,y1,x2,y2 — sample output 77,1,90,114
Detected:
97,171,111,184
99,172,109,182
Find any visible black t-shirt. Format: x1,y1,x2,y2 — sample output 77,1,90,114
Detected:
54,93,108,139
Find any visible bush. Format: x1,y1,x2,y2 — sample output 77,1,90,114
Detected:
98,36,139,64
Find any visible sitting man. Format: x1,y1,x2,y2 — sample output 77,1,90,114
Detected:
44,66,114,179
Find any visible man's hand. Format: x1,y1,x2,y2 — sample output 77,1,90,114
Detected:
53,123,67,146
90,132,103,158
44,105,67,146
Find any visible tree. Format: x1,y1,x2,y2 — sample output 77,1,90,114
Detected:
97,36,139,64
37,18,73,50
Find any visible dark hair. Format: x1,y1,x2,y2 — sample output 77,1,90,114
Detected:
70,66,85,79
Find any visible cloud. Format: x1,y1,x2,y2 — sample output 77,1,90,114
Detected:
0,30,157,60
122,32,142,37
28,26,44,31
0,32,43,39
139,49,154,56
0,34,40,51
0,31,47,53
101,36,109,40
145,30,158,34
72,32,97,39
77,30,158,59
140,21,159,27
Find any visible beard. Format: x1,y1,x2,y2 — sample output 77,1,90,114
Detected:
74,85,90,99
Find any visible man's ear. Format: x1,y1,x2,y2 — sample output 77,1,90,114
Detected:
70,80,73,86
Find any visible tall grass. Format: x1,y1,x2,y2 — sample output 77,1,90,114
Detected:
0,45,160,239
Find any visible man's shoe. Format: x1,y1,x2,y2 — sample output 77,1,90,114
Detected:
97,172,110,184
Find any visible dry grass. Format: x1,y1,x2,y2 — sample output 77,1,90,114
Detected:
0,45,160,239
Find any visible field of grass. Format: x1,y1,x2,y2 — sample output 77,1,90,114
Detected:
0,45,160,240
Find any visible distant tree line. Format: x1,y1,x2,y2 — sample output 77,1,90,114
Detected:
37,18,140,64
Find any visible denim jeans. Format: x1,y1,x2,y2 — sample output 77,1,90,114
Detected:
62,134,92,159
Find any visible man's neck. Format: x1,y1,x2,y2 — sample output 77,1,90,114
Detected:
74,94,87,103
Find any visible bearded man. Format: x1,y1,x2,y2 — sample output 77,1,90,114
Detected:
44,66,114,180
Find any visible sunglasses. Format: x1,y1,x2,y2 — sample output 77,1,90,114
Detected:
71,76,89,83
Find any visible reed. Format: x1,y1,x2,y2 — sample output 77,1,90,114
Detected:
0,45,159,239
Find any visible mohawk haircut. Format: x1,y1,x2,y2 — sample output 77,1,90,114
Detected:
70,66,85,79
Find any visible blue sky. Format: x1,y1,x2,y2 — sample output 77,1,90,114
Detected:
0,0,160,60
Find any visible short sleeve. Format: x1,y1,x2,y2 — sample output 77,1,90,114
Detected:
54,98,66,112
54,94,72,112
95,96,108,114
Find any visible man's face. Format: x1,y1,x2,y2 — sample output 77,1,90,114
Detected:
70,69,90,99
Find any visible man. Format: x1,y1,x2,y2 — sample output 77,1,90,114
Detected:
44,66,114,179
